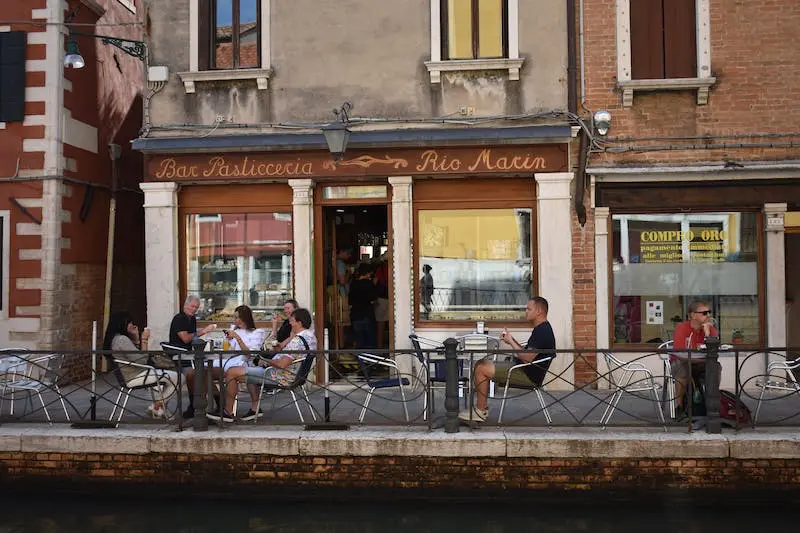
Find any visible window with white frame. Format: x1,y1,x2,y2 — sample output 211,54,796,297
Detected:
425,0,522,83
616,0,715,107
178,0,271,93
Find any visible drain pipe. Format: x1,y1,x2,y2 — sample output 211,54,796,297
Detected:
567,0,588,226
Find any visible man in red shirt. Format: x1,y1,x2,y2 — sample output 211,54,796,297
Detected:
672,300,720,414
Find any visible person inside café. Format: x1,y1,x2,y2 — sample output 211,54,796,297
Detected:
268,299,299,351
671,299,721,416
214,308,317,422
186,305,266,420
459,297,556,423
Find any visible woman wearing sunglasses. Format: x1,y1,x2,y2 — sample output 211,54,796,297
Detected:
671,300,719,416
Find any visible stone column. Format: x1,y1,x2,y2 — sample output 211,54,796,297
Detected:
594,207,611,350
389,177,413,374
290,179,314,310
764,203,788,348
140,182,180,347
535,172,575,390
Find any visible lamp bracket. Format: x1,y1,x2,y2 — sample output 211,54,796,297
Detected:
332,102,353,123
70,31,147,62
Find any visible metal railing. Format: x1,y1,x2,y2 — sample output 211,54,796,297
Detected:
1,340,799,433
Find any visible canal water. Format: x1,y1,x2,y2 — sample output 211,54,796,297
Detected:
0,495,792,532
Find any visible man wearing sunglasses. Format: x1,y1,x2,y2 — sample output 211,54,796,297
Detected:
671,300,720,416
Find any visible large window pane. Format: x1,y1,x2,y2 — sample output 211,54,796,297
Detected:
186,212,293,322
612,212,759,345
447,0,474,59
213,0,234,69
418,208,532,321
478,0,503,57
238,0,258,67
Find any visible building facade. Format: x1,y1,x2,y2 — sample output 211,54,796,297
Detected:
0,0,144,355
135,0,586,383
580,0,800,383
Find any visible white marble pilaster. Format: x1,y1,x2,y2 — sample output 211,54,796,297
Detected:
764,203,788,349
389,176,413,355
535,172,574,390
140,182,180,347
594,207,610,349
290,179,315,312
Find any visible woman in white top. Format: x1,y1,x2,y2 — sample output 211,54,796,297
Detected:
215,305,267,370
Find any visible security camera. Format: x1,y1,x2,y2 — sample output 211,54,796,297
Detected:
593,110,612,136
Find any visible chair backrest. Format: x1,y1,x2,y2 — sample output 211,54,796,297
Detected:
160,342,188,354
408,335,425,365
23,353,65,387
601,351,626,388
103,354,128,388
287,353,316,389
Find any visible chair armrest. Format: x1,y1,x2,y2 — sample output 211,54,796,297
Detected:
113,359,156,371
357,353,400,370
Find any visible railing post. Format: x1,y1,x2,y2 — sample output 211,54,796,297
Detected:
443,337,459,434
704,336,721,434
192,338,208,432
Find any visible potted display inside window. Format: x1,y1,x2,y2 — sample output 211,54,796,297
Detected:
731,328,745,345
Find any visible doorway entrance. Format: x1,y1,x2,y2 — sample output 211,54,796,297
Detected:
316,204,392,358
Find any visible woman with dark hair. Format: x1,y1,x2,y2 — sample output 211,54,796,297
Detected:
184,305,266,418
103,311,179,418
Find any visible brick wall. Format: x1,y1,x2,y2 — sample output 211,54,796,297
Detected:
3,452,800,496
571,194,596,387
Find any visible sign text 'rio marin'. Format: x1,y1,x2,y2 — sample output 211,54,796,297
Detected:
147,145,567,181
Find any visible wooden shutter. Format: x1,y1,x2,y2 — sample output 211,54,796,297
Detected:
630,0,665,80
198,0,211,70
663,0,697,78
0,31,26,122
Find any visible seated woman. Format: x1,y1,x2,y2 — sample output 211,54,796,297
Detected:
186,305,266,418
103,311,179,418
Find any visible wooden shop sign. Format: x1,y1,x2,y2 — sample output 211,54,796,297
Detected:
146,145,568,181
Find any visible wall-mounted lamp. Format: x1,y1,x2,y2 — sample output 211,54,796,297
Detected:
593,110,611,136
63,31,147,69
322,102,353,160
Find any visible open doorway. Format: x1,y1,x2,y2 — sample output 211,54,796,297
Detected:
787,233,800,356
319,204,391,357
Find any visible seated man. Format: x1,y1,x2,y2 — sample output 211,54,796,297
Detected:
214,308,317,422
671,299,721,416
459,297,556,422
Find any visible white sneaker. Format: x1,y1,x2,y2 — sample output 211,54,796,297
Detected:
458,406,488,422
146,404,166,418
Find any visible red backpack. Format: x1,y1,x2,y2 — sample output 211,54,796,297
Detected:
720,389,751,425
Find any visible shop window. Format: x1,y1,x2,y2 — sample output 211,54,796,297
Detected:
442,0,507,60
417,208,533,322
185,212,292,323
611,212,760,346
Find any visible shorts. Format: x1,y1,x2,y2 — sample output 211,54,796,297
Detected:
374,298,390,322
243,366,283,387
493,359,541,388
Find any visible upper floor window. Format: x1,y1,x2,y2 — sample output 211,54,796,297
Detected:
426,0,522,83
630,0,695,79
200,0,260,70
441,0,507,60
616,0,714,107
179,0,271,93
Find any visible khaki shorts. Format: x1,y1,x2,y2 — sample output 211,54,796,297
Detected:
374,298,389,322
493,359,539,388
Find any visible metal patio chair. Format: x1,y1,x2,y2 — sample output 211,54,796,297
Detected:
600,351,666,430
409,334,469,412
0,352,70,424
106,355,176,422
356,352,411,423
496,356,554,425
657,340,678,419
754,355,800,425
251,354,318,424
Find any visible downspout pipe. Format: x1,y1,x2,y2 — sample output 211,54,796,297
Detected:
567,0,587,226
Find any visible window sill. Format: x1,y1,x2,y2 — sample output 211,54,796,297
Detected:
424,58,524,84
177,68,272,94
617,77,717,107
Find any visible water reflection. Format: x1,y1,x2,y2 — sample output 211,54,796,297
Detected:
1,496,789,533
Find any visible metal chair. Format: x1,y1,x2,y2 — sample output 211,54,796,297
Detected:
657,340,677,419
600,351,666,430
754,355,800,425
409,334,469,412
106,355,176,422
496,356,554,425
356,352,411,423
0,352,70,424
252,354,318,423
